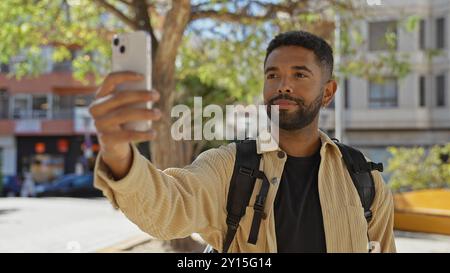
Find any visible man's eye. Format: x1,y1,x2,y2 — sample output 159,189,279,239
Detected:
294,72,306,78
266,74,277,79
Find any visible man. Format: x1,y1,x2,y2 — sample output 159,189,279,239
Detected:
90,31,396,253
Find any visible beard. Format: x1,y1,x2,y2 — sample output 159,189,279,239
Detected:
267,91,323,131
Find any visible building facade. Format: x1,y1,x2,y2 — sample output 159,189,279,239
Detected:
0,53,98,182
319,0,450,167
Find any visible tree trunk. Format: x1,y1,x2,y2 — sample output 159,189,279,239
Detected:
146,0,203,252
150,0,191,170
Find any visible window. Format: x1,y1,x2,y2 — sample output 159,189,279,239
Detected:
32,95,48,119
52,59,73,72
52,95,74,119
52,49,79,72
326,78,349,109
369,20,397,51
436,74,446,107
436,17,446,49
0,63,9,73
11,94,49,119
369,78,398,108
419,19,426,50
54,95,74,109
0,89,8,118
13,96,30,119
75,94,95,107
419,76,426,107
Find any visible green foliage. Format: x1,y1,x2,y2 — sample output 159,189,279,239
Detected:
403,15,421,33
0,1,418,102
178,25,268,104
0,0,114,82
425,48,444,62
338,18,414,83
387,143,450,192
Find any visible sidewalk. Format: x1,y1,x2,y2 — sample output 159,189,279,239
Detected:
0,197,148,253
395,230,450,253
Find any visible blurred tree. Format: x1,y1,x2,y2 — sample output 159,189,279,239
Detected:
387,143,450,193
0,0,329,168
176,3,422,158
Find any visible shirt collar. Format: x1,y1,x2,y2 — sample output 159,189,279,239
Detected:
255,129,342,158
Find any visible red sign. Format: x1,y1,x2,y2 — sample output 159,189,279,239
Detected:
35,142,46,154
57,139,69,153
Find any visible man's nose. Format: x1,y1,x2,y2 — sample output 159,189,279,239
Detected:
277,78,293,93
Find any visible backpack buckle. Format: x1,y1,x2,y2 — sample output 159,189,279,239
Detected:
239,167,254,177
253,195,267,219
253,203,266,220
369,162,384,172
226,215,240,230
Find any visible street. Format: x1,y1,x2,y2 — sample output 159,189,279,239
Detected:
395,231,450,253
0,197,449,253
0,197,148,253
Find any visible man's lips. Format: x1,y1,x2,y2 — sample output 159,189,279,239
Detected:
271,99,298,109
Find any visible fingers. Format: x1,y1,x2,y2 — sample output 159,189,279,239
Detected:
89,90,160,118
91,71,161,156
94,108,161,131
99,130,157,147
95,71,144,99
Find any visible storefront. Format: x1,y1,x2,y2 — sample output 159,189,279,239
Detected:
16,135,98,183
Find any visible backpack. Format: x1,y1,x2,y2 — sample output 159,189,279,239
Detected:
205,138,384,253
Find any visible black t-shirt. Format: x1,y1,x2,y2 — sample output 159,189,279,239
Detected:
273,147,327,253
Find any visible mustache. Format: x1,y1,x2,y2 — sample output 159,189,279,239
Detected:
267,93,305,107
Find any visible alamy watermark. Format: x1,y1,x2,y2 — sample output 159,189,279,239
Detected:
366,0,382,6
170,97,280,150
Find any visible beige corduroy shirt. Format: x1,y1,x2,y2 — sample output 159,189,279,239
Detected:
94,130,396,253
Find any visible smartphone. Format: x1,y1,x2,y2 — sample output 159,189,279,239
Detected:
111,31,152,132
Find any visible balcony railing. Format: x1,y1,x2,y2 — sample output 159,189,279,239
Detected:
6,109,75,120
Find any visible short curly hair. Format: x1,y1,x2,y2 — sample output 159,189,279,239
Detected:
265,31,334,80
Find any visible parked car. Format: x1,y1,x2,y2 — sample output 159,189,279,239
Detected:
35,173,102,197
1,175,21,197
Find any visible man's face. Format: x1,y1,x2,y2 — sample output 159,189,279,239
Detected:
263,46,333,131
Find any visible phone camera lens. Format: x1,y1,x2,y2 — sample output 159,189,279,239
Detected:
120,46,125,53
113,38,120,46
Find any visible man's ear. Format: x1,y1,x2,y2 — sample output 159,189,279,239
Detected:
322,79,337,107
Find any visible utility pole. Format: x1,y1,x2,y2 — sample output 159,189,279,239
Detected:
334,12,345,143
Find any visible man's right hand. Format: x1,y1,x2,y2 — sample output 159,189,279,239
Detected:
89,71,161,180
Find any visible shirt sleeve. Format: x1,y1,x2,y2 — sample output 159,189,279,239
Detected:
93,143,236,251
367,171,397,253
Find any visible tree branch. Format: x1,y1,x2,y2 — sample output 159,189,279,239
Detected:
117,0,133,7
190,0,353,24
190,1,302,23
131,0,158,59
94,0,138,30
191,0,230,9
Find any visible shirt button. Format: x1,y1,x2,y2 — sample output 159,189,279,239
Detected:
277,151,285,159
271,177,279,185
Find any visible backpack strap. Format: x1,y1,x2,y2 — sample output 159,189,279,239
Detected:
246,168,271,245
331,138,382,223
221,140,262,253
